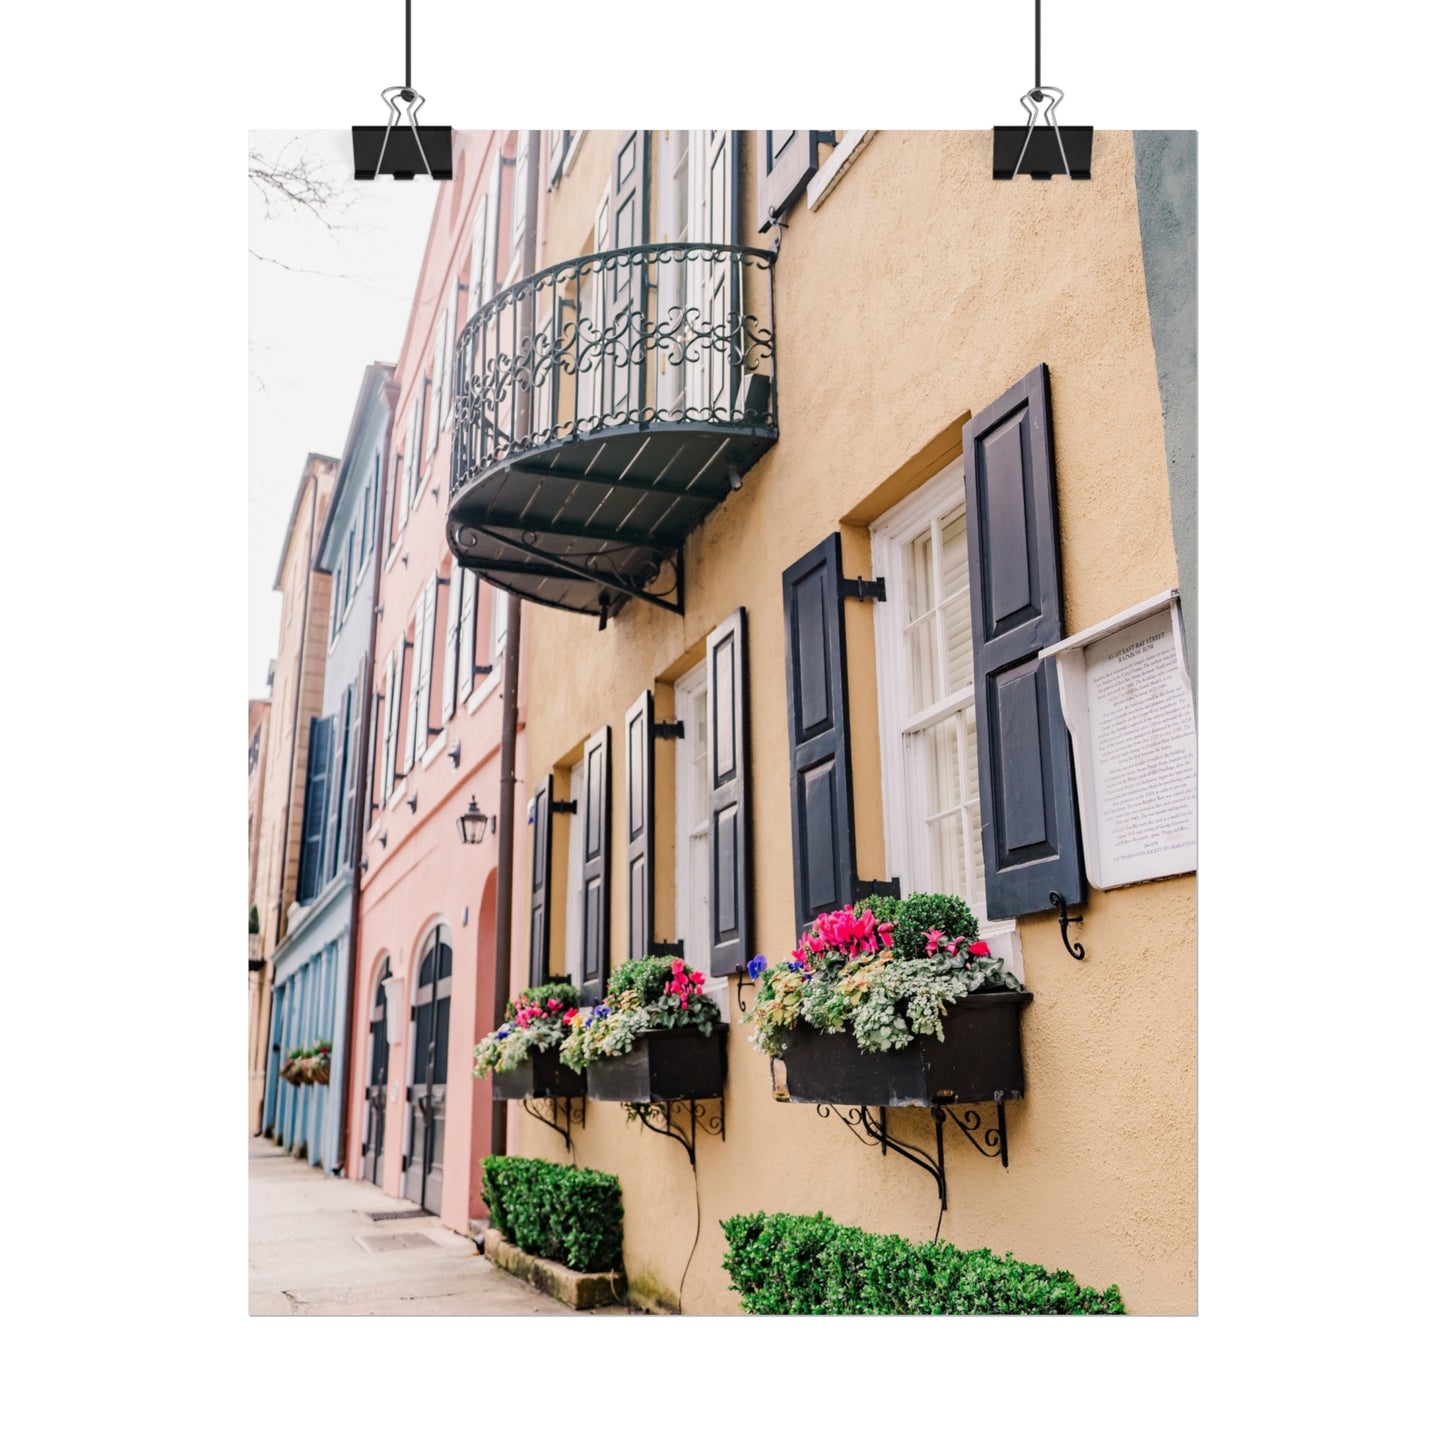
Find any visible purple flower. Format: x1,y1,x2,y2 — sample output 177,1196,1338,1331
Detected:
746,955,767,981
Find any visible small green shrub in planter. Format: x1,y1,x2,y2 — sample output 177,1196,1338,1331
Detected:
719,1212,1125,1315
481,1156,623,1274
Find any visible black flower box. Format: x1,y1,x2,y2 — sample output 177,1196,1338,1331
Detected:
586,1026,728,1103
780,992,1032,1107
490,1047,587,1101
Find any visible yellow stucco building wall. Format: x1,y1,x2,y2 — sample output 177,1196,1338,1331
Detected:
507,129,1196,1314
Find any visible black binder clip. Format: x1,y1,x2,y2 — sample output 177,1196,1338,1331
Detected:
353,86,452,180
993,85,1092,180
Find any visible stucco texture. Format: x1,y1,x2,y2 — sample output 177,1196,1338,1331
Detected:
513,130,1196,1315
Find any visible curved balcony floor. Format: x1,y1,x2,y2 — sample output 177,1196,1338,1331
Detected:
447,420,776,620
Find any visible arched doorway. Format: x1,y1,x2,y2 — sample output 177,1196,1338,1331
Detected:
361,959,390,1185
403,924,452,1213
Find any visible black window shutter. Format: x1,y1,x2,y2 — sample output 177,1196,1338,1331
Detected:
708,607,750,975
782,534,856,936
322,688,350,883
579,726,612,1004
624,691,653,961
341,660,366,866
528,775,553,985
298,716,334,903
756,130,822,233
963,362,1085,917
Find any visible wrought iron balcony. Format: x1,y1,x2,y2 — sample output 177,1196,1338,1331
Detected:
447,243,777,621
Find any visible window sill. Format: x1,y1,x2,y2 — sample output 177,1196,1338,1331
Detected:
806,130,876,212
384,545,401,574
978,923,1024,986
420,729,448,770
464,668,502,714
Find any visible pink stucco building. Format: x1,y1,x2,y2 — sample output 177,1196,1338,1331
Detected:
346,132,530,1234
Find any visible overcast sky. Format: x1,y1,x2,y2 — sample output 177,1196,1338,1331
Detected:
249,131,438,697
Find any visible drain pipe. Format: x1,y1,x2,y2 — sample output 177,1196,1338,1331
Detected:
490,131,540,1161
337,373,398,1174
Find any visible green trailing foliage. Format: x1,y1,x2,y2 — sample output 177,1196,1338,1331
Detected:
474,980,583,1078
559,956,721,1071
719,1212,1125,1315
481,1156,624,1274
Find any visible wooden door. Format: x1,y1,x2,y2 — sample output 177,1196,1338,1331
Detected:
403,930,452,1212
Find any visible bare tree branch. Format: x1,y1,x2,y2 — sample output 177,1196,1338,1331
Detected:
248,136,359,232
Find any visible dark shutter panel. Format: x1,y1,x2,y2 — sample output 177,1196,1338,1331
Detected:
963,362,1085,917
298,716,334,903
782,535,855,935
321,689,349,883
342,660,366,866
579,726,612,1004
624,691,654,961
756,130,822,232
708,607,750,975
528,775,554,985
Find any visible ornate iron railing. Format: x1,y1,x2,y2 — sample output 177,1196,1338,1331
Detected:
451,243,776,495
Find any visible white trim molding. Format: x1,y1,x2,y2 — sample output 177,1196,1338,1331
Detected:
807,130,876,211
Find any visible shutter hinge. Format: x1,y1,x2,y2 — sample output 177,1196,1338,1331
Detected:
840,576,887,603
550,799,578,815
653,720,685,741
474,662,494,678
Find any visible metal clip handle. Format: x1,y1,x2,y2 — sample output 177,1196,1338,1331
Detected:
376,85,434,180
1013,85,1071,180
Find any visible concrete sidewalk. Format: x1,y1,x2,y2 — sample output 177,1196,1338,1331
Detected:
248,1136,630,1316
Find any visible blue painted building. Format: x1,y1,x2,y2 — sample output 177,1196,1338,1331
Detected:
266,364,394,1170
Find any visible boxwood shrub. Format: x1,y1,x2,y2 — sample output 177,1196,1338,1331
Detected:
481,1156,623,1274
720,1212,1124,1314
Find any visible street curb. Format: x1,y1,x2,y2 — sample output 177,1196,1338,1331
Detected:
480,1228,627,1310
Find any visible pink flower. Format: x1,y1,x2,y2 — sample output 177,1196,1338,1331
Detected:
968,940,991,957
878,921,894,945
943,937,960,956
807,934,827,955
925,928,945,957
563,1008,578,1024
791,946,808,965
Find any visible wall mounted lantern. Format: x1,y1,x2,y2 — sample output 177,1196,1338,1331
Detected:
457,796,493,844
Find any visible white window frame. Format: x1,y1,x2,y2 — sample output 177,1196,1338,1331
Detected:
673,661,729,1018
562,759,586,988
870,459,1023,977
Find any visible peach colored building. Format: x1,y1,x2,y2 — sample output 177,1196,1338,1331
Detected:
346,132,532,1233
447,130,1198,1314
250,452,337,1131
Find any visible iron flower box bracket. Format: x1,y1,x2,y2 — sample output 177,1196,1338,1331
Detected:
778,992,1032,1206
491,1048,588,1153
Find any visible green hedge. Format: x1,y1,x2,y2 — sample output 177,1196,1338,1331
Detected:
720,1212,1124,1315
481,1156,623,1274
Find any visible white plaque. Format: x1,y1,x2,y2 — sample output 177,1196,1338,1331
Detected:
1042,593,1197,890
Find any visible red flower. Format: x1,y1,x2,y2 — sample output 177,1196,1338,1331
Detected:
967,940,991,957
563,1008,578,1024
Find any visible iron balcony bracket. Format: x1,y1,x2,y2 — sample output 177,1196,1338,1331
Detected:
1048,891,1085,960
519,1094,585,1154
627,1097,724,1172
939,1092,1010,1170
816,1103,948,1210
840,575,887,603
